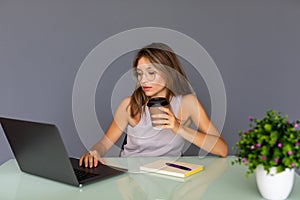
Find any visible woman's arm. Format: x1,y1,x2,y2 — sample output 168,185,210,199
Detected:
176,125,228,157
79,97,131,167
153,94,228,157
178,94,228,157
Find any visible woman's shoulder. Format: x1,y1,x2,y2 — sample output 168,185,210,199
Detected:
114,96,132,120
172,94,196,103
119,96,141,125
181,94,198,103
118,96,132,109
120,96,131,104
180,94,202,111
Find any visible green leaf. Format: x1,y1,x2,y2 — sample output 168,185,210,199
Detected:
264,124,272,132
273,148,281,158
270,131,278,141
282,157,291,166
283,144,292,153
277,166,284,173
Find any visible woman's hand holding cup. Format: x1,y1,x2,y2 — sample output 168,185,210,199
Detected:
147,97,180,133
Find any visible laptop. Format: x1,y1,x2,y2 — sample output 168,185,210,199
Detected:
0,117,126,187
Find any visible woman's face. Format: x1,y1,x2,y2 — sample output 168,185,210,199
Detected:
136,57,167,98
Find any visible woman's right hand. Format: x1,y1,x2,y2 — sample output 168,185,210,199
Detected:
79,150,105,168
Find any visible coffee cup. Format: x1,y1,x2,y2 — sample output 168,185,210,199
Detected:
147,97,170,129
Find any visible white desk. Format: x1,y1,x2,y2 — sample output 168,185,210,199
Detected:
0,156,299,200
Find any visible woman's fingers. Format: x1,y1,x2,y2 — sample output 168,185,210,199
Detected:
151,113,168,118
94,156,99,167
89,155,94,168
79,150,104,168
97,156,105,164
158,106,172,115
152,119,170,125
79,152,91,167
151,107,180,133
84,154,90,168
79,156,84,166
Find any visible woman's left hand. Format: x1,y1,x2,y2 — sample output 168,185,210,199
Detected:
151,107,180,133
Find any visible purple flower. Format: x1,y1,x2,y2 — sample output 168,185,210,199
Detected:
295,141,299,146
277,143,282,148
291,163,295,168
249,116,253,122
256,143,261,148
243,131,247,135
274,158,279,163
242,158,247,163
250,145,255,150
261,155,266,160
286,121,290,125
288,150,293,156
294,124,299,129
274,139,278,143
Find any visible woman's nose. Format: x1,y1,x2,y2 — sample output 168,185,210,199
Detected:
140,74,148,83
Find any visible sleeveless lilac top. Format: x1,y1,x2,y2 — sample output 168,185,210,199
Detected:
121,96,185,157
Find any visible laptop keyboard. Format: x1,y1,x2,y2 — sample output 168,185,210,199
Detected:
74,168,98,182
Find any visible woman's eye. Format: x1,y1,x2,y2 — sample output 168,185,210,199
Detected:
148,71,156,75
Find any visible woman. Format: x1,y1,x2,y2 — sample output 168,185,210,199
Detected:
80,43,228,168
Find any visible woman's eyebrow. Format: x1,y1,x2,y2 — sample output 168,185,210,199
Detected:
146,66,155,70
136,66,155,71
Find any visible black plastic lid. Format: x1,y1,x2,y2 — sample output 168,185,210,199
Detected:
147,97,169,107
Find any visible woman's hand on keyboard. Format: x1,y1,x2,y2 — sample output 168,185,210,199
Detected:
79,150,105,168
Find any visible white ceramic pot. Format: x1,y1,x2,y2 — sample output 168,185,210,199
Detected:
255,165,295,200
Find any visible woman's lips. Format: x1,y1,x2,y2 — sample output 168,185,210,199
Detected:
142,86,152,91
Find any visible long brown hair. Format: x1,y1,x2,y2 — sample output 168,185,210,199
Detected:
129,43,192,118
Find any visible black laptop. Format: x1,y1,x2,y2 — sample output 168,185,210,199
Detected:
0,117,126,187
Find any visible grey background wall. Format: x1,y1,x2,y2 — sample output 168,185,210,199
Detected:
1,0,299,165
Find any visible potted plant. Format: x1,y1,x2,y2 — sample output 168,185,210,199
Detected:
233,110,300,200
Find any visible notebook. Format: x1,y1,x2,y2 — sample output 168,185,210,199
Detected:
140,159,203,178
0,117,126,187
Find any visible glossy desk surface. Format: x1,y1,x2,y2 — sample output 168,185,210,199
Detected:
0,156,299,200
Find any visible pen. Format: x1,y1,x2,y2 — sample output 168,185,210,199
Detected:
165,162,192,171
